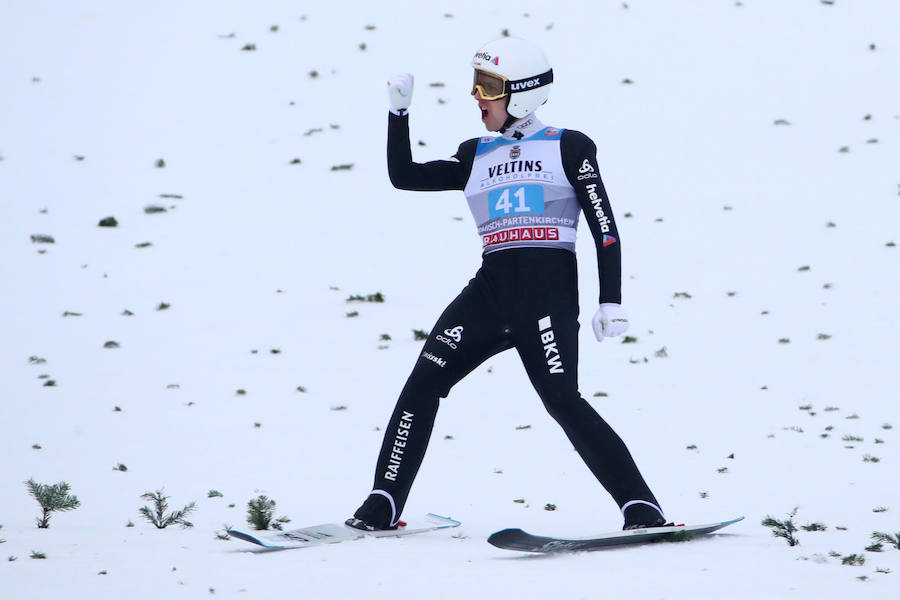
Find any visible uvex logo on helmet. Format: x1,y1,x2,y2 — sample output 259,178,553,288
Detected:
510,77,541,91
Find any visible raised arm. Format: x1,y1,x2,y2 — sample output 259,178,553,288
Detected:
387,112,475,191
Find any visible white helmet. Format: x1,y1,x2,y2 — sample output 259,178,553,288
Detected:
471,37,553,119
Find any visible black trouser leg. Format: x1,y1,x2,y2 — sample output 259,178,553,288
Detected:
510,250,662,520
354,270,510,527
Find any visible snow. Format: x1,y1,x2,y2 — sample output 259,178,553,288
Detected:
1,0,898,597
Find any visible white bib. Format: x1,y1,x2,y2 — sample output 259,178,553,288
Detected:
463,124,581,254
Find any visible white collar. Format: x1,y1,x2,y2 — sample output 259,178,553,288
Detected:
500,113,544,140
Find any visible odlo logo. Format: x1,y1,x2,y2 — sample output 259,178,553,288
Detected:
510,145,521,160
577,158,598,181
578,159,594,174
437,326,463,350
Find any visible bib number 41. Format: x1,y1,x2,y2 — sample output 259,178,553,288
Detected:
489,185,544,218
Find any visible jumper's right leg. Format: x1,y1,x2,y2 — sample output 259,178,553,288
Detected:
350,273,511,529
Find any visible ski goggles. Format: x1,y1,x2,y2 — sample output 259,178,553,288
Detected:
471,68,554,101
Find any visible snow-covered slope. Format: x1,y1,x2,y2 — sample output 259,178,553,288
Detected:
2,1,898,598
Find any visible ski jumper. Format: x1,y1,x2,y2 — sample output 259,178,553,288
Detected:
353,112,663,529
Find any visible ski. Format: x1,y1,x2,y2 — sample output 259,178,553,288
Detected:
488,516,744,553
227,513,460,550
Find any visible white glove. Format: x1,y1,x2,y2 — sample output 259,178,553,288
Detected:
387,73,414,115
592,303,629,342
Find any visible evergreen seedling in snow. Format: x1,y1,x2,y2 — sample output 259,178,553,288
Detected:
871,531,900,549
25,479,80,528
841,553,865,566
215,525,232,541
762,512,800,546
246,495,291,530
138,490,196,529
346,292,384,303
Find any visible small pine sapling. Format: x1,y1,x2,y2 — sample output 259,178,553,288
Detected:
663,530,697,543
866,542,884,552
841,553,865,566
215,524,232,541
246,495,291,530
138,490,196,529
25,479,80,528
762,511,800,546
871,531,900,549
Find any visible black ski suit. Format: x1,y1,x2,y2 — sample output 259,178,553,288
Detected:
352,112,663,530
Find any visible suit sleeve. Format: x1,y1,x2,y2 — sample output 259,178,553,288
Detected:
561,129,622,305
387,112,476,191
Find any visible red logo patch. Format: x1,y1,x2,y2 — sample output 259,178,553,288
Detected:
483,227,560,248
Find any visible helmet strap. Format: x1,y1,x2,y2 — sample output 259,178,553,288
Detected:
499,113,518,134
498,96,516,134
